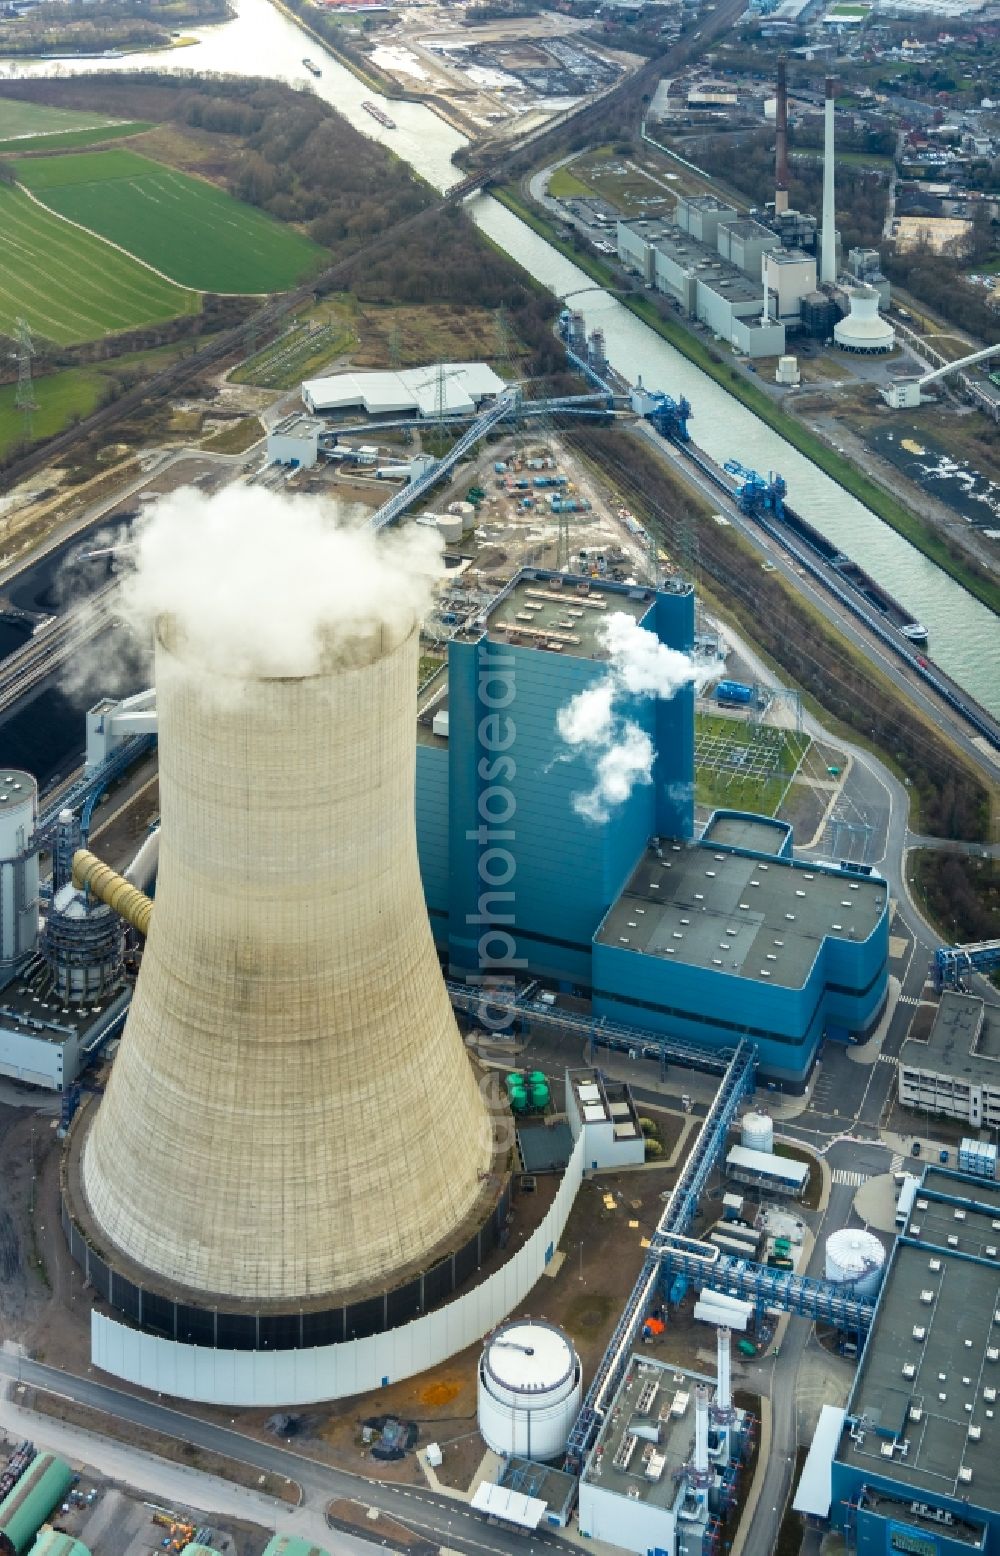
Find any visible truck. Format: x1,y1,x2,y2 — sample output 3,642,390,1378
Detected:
896,1172,919,1230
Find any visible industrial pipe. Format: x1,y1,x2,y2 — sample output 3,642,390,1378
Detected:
72,848,153,937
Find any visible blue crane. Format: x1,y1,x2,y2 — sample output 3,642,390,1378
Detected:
933,939,1000,992
722,459,787,520
643,390,692,443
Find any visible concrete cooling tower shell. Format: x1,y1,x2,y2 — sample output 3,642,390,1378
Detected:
78,616,495,1307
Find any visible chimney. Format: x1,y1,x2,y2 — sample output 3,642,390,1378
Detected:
821,76,837,286
775,55,789,215
716,1326,733,1416
694,1385,710,1477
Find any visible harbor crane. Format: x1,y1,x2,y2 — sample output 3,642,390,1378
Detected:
722,460,787,521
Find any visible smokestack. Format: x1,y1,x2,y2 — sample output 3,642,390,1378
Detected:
78,588,495,1308
694,1385,710,1478
716,1326,732,1415
821,76,837,286
775,56,789,216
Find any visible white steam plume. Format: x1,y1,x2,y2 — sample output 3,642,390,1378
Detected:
557,610,719,823
119,486,443,680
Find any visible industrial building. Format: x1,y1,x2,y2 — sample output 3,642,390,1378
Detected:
824,1169,1000,1552
416,569,889,1086
616,210,787,359
301,362,505,419
578,1329,752,1555
0,789,129,1091
899,992,1000,1128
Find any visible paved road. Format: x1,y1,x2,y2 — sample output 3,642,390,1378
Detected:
0,1353,568,1556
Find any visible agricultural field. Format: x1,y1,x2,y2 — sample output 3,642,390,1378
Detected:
0,122,152,154
0,183,198,344
13,149,328,293
695,711,810,816
0,96,123,140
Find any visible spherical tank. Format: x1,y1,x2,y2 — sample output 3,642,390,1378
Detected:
478,1320,582,1460
741,1112,774,1154
81,616,494,1305
0,770,39,975
825,1228,886,1299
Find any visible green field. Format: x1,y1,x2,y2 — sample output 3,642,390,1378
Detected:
0,367,108,457
0,96,122,140
14,148,328,293
0,122,152,154
0,183,198,344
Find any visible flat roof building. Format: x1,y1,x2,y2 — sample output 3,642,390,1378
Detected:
900,993,1000,1130
831,1169,1000,1553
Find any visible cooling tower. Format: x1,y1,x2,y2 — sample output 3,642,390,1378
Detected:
78,613,495,1307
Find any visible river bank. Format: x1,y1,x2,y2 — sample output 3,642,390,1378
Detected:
495,182,1000,618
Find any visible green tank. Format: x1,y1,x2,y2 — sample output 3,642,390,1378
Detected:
529,1083,550,1109
527,1071,547,1086
509,1090,529,1114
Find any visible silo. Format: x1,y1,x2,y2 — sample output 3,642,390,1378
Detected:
741,1112,774,1154
0,771,39,979
40,882,124,1005
435,514,464,546
78,613,495,1307
824,1229,886,1301
478,1320,582,1460
448,500,477,534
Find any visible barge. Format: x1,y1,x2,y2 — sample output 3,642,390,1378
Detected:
362,100,396,129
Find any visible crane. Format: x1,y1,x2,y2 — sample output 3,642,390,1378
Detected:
722,460,786,520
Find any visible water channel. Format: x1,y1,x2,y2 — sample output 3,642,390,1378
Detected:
3,0,997,714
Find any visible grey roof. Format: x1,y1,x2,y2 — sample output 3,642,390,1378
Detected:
582,1356,716,1514
900,993,1000,1088
703,814,789,854
486,575,655,662
596,840,886,989
840,1176,1000,1518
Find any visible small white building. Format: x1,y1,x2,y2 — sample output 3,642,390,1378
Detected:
266,413,326,468
899,992,1000,1128
565,1067,646,1170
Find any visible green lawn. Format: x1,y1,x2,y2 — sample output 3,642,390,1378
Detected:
0,122,152,154
548,164,596,199
14,148,328,293
0,367,109,458
0,96,121,139
0,183,198,344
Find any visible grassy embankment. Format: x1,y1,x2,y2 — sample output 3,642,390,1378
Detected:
493,184,1000,617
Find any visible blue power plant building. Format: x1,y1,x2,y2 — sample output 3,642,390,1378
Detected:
416,568,888,1087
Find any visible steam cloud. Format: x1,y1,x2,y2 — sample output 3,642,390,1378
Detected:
556,612,718,822
120,486,444,679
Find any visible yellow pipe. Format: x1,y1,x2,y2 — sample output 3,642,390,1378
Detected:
72,848,154,938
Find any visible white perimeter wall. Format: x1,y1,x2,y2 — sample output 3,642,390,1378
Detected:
91,1134,585,1406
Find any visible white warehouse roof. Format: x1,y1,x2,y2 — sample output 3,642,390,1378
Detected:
726,1144,808,1185
302,362,506,418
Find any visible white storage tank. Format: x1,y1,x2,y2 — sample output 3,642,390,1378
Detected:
741,1111,774,1154
435,514,464,545
825,1228,886,1300
0,770,40,977
448,500,477,534
478,1319,582,1460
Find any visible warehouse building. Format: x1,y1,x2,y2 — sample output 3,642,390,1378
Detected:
301,362,505,419
899,992,1000,1129
827,1169,1000,1553
416,569,889,1085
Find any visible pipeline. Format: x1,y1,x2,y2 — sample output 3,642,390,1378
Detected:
72,848,153,937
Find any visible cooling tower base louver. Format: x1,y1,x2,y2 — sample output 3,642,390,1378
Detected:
66,614,508,1348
